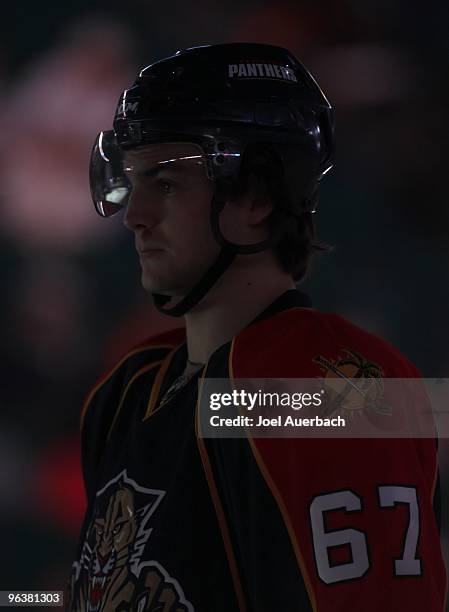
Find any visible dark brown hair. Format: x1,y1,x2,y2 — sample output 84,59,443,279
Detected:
231,144,331,281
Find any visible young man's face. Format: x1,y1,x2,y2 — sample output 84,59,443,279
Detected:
123,143,220,296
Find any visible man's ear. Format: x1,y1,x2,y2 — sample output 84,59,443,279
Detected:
218,173,274,245
246,173,274,226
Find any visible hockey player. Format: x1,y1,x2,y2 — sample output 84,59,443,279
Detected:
69,43,447,611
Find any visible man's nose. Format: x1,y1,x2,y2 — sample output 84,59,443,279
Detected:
123,187,159,232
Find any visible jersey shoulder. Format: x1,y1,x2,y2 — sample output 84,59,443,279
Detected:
232,307,419,378
80,326,186,429
80,326,186,498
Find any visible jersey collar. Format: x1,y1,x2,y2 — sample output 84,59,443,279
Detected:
247,288,312,328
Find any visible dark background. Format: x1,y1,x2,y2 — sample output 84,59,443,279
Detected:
0,0,448,601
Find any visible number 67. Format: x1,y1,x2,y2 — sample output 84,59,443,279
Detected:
309,485,422,584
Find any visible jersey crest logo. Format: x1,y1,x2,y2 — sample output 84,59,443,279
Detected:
69,469,194,611
313,349,392,418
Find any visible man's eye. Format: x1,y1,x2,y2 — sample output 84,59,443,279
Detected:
159,180,174,194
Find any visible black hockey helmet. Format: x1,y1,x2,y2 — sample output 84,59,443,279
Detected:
90,43,334,316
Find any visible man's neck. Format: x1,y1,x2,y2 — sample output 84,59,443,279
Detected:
184,256,296,364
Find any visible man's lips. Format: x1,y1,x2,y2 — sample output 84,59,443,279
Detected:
137,247,164,258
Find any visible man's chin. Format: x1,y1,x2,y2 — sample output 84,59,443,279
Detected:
140,273,184,299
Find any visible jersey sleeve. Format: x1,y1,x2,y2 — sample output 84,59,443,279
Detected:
205,309,448,611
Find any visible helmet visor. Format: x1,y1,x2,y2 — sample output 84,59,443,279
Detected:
89,131,227,218
90,130,131,217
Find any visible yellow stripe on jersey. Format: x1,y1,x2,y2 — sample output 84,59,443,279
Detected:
143,346,179,420
80,344,177,431
195,367,248,612
107,361,163,441
228,336,318,612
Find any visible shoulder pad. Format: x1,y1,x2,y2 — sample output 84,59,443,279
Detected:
231,308,419,378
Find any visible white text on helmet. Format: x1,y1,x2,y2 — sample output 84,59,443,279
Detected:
227,63,298,83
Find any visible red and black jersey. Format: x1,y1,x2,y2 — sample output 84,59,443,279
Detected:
68,290,447,611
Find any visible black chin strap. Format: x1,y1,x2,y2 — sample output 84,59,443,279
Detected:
152,244,237,317
152,188,291,317
153,190,241,317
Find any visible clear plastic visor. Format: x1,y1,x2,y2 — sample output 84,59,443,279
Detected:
89,131,211,217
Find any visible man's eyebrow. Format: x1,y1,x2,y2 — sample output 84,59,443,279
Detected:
143,165,171,178
127,161,188,178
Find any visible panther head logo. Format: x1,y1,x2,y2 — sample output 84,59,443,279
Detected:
70,470,168,611
88,485,141,607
